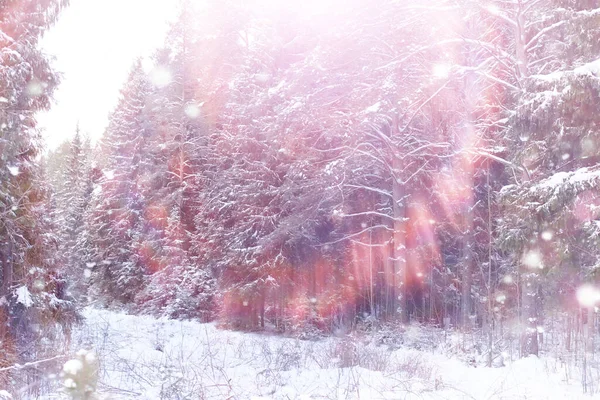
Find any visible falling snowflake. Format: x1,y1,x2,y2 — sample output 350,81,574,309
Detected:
26,80,45,97
541,230,553,241
149,66,172,88
184,103,201,119
582,137,596,156
577,284,600,307
522,249,543,269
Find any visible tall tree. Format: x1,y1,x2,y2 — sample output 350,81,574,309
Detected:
498,0,600,356
0,0,73,390
56,126,91,299
88,61,151,305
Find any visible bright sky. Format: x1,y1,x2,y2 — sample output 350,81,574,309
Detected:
37,0,178,150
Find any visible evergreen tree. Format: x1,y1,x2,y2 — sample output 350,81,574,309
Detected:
88,61,151,305
57,126,90,299
75,0,600,363
498,0,600,356
0,0,73,389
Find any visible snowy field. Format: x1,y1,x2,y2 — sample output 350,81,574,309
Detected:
42,308,597,399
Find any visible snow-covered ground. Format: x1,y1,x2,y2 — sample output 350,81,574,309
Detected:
55,308,598,399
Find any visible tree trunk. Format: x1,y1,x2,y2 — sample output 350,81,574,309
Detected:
521,270,539,357
0,242,13,299
387,241,396,318
515,1,529,79
260,295,265,329
461,204,474,328
486,166,494,367
392,148,407,323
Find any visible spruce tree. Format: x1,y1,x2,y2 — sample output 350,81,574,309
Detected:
88,61,151,305
0,0,73,389
58,127,90,299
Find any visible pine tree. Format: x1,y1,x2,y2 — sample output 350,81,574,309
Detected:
135,3,221,319
88,61,151,305
495,0,600,356
0,0,73,389
57,126,90,299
